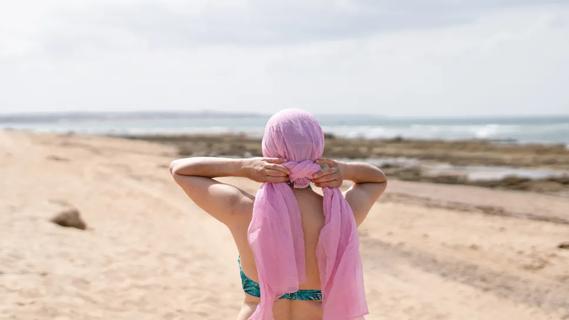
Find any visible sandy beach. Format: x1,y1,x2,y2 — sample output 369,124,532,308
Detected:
1,129,569,320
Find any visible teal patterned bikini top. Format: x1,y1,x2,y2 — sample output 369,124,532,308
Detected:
238,256,322,301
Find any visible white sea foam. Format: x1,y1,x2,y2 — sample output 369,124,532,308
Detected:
1,112,568,145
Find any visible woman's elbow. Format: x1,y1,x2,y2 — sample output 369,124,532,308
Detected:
373,179,388,200
169,159,181,176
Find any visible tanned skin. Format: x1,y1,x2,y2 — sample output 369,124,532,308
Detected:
169,156,387,320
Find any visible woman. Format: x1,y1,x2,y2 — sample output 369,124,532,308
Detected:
169,109,387,320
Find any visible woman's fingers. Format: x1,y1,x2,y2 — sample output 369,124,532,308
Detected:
312,166,338,179
260,158,344,186
315,158,336,167
313,174,339,183
313,159,342,188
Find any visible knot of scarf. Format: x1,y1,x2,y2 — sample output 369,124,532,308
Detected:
283,160,321,188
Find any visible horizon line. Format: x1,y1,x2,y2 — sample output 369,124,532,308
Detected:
1,109,569,119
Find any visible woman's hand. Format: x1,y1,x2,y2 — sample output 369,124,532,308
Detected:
312,158,344,188
242,157,290,183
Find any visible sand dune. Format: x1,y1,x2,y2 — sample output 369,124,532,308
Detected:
1,129,568,319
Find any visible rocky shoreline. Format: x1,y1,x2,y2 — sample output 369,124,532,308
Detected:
121,133,569,196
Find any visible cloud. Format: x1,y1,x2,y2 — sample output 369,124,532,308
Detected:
0,1,567,115
1,0,568,58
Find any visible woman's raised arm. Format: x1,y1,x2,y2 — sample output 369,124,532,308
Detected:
169,157,289,225
341,160,388,226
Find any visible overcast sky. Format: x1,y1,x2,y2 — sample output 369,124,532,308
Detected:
1,0,568,116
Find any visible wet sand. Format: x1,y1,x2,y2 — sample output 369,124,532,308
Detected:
1,129,568,319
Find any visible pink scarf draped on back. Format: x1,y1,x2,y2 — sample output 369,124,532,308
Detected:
247,109,368,320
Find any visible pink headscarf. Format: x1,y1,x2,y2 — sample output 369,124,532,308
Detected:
247,108,368,319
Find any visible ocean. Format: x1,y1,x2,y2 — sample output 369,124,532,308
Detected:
1,111,568,145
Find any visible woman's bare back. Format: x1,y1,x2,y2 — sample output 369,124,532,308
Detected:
169,156,387,320
232,186,326,320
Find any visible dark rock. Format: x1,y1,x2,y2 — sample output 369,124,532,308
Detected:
50,208,87,230
558,242,569,249
46,155,70,162
324,132,336,139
